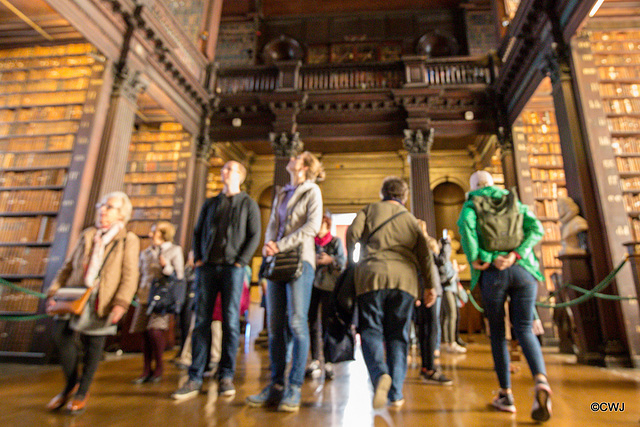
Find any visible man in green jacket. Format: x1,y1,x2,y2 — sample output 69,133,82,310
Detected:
457,171,552,422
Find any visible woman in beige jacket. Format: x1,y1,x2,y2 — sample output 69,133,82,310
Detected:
45,191,140,414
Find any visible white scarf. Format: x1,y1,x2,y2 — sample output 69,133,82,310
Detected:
84,222,124,288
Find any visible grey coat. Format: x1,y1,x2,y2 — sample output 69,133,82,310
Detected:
265,180,323,269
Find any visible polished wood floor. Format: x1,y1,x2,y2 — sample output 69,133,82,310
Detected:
2,301,640,426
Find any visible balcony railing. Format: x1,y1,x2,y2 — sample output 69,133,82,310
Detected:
214,56,494,95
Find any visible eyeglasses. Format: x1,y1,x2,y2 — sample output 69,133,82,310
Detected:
96,203,119,211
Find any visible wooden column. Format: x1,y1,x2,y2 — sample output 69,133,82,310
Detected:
497,127,518,189
546,44,631,366
94,68,145,197
199,0,224,61
270,132,303,189
404,128,436,237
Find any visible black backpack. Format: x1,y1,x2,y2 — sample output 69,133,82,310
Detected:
472,188,524,252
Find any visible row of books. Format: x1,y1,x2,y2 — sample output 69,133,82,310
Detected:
590,31,640,42
0,247,48,275
519,124,559,135
124,172,179,184
612,137,640,154
524,133,561,144
131,208,174,220
527,142,562,155
0,90,87,108
531,167,565,182
541,221,561,242
0,319,35,352
0,77,89,94
534,199,559,219
0,121,79,137
0,286,40,313
621,177,640,191
129,196,175,208
0,135,75,152
0,106,83,123
0,55,95,72
0,216,56,243
591,41,640,53
0,43,92,59
521,111,556,126
0,152,71,169
0,66,92,83
541,244,562,268
0,169,66,187
0,190,62,212
616,156,640,173
599,66,640,81
600,83,640,98
608,117,640,133
604,98,640,115
128,160,184,173
623,193,640,212
528,154,564,167
129,151,190,162
131,132,190,143
124,183,176,196
129,142,187,152
594,55,640,67
533,182,568,199
128,221,159,236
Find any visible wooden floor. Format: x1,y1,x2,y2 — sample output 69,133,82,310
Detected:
2,302,640,426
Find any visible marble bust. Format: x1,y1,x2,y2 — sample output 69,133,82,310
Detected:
557,197,588,256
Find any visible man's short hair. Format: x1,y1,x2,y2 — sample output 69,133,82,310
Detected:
380,176,409,204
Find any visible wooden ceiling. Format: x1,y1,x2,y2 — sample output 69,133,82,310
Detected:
0,0,81,46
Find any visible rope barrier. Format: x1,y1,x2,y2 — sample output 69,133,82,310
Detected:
0,276,138,321
466,256,630,313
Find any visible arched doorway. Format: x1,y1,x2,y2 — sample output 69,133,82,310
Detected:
433,181,466,241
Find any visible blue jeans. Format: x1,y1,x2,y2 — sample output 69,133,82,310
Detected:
480,264,547,389
266,261,314,387
357,289,415,402
189,263,245,383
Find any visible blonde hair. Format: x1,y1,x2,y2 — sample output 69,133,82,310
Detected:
155,221,176,242
300,151,325,182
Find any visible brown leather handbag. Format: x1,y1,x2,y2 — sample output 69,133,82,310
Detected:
46,286,94,316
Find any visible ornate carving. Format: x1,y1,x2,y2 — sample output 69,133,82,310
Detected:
496,126,514,155
403,128,435,154
112,67,147,103
269,132,304,157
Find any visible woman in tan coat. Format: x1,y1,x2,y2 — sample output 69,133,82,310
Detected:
45,191,140,414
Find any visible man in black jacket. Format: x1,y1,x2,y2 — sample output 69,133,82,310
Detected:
172,160,261,400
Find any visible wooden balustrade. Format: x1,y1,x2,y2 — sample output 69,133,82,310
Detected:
214,56,494,94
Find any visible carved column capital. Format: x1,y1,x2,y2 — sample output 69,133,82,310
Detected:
112,67,147,103
403,128,435,154
269,132,304,157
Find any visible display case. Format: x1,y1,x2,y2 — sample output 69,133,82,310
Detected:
0,43,103,355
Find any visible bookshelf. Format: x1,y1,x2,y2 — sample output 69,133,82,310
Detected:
513,102,566,293
0,43,102,355
125,122,192,250
585,29,640,242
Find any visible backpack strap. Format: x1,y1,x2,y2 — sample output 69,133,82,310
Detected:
363,210,409,245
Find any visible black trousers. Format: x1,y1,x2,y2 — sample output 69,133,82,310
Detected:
415,297,440,371
52,319,107,398
308,287,334,362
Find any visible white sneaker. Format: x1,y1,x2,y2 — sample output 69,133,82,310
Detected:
305,360,321,378
446,343,467,354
